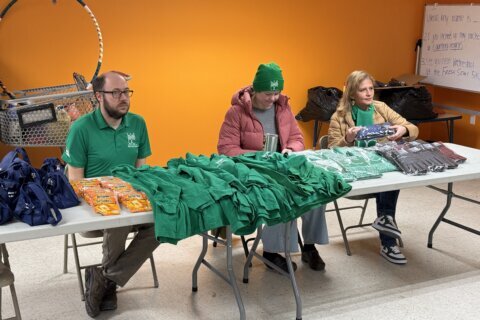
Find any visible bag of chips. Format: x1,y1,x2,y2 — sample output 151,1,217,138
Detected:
83,188,120,215
70,179,101,197
118,190,152,213
99,176,133,194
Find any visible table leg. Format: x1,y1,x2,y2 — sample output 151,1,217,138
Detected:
284,221,302,320
448,119,454,143
427,184,480,242
243,227,263,284
193,229,246,320
313,120,318,149
192,234,208,292
242,223,303,319
70,234,85,300
63,234,69,274
428,182,453,248
225,227,246,320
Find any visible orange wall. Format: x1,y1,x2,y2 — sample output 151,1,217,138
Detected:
1,0,434,166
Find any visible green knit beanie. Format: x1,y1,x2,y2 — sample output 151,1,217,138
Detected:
252,62,284,92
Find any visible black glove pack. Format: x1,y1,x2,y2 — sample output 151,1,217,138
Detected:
371,140,461,175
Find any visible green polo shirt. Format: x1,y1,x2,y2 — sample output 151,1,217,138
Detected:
62,108,151,178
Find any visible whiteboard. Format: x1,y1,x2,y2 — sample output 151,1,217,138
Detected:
420,4,480,93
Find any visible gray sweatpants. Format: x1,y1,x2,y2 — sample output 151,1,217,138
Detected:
102,224,160,287
261,205,328,253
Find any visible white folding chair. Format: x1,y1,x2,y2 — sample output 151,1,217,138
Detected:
0,244,21,320
63,230,159,301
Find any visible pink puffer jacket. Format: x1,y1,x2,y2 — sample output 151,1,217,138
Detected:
217,86,304,156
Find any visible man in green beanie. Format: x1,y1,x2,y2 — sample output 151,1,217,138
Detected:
218,62,329,272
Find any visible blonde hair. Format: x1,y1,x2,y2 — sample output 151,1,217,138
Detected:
337,70,375,117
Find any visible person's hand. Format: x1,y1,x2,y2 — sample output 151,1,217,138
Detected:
387,125,407,141
345,126,363,144
281,148,292,155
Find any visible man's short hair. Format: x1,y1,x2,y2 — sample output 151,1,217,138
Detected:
91,74,106,93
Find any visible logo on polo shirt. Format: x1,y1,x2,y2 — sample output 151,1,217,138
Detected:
127,132,138,148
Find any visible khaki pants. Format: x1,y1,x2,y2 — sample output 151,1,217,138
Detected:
102,224,159,286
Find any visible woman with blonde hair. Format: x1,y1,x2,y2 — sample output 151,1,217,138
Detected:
328,70,419,264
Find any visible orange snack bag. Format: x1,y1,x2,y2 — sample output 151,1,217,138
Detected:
84,188,120,215
70,179,101,197
118,190,152,213
123,199,152,213
99,176,124,187
93,203,121,215
83,188,112,205
100,177,133,193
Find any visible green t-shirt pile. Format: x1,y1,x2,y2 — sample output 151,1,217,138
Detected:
112,152,351,244
294,147,397,182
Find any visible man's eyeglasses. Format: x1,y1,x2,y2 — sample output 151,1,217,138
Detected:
99,89,134,99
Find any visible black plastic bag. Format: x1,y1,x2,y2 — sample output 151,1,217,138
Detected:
296,86,343,122
377,86,437,120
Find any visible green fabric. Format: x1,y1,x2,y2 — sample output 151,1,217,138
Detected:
179,154,254,222
112,165,185,244
234,152,352,218
252,62,284,92
352,104,374,125
113,164,230,244
333,147,397,174
112,152,352,245
193,154,284,233
352,104,376,148
62,108,151,178
293,148,397,182
293,150,353,180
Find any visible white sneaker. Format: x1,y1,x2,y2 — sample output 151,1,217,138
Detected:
372,215,402,239
380,245,407,265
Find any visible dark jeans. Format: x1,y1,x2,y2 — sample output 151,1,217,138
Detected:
375,190,400,247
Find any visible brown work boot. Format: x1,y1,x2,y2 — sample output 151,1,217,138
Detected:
85,267,107,318
100,278,117,311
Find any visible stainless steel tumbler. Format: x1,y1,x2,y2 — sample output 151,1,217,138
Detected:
263,133,278,152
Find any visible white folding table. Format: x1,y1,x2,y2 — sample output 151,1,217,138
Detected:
193,143,480,320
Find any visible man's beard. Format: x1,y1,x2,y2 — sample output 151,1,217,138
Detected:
103,100,129,119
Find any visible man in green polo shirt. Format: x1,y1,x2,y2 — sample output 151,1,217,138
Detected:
62,71,159,318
